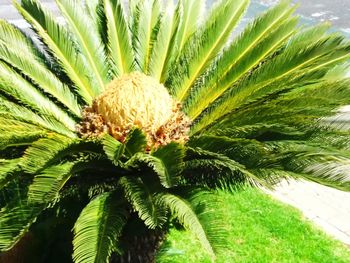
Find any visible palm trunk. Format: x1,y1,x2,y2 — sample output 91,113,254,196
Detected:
112,229,165,263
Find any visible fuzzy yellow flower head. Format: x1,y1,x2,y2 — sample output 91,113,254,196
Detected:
78,72,191,149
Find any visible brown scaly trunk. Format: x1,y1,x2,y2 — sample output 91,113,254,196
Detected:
111,229,165,263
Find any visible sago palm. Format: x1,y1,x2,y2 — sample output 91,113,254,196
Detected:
0,0,350,262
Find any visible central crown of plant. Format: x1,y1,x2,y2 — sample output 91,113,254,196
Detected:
78,72,191,149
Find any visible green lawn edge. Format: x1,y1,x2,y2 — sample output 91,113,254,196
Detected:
156,188,350,263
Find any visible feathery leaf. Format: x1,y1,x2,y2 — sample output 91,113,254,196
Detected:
104,0,135,76
15,0,97,103
168,0,249,101
73,192,127,263
119,176,167,229
0,20,81,117
56,0,109,92
0,61,77,131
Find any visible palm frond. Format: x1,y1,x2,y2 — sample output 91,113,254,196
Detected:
0,132,45,151
28,162,75,203
185,147,266,188
184,1,298,118
0,20,81,117
73,192,127,263
174,0,205,53
193,31,350,133
84,0,100,25
0,117,48,151
302,159,350,191
0,159,21,189
202,124,304,141
56,0,109,92
211,79,350,132
28,157,108,204
167,0,249,101
119,176,167,229
0,97,76,137
269,141,350,190
159,191,227,259
20,135,82,174
189,135,270,167
148,1,179,81
131,0,161,72
0,62,77,131
0,200,42,251
124,128,147,157
123,143,184,188
15,0,97,103
152,142,185,188
310,130,350,151
104,0,135,76
102,134,125,163
286,22,330,48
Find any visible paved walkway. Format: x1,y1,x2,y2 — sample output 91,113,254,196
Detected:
265,180,350,246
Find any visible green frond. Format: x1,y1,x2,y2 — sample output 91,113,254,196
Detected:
56,0,109,92
302,159,350,191
167,0,249,101
174,0,205,53
193,31,350,134
324,62,350,80
189,135,271,166
123,153,172,188
73,192,127,263
203,124,304,140
102,134,125,163
0,97,76,137
15,0,97,103
84,0,100,25
0,116,44,131
185,147,266,188
249,168,295,186
20,135,81,174
310,130,350,150
161,193,215,256
184,1,298,118
123,143,184,188
0,159,21,189
152,143,185,188
0,62,77,131
0,19,40,56
0,20,81,117
148,1,179,81
28,157,107,204
270,142,350,191
160,191,226,259
131,0,162,72
0,117,48,141
211,79,350,133
104,0,135,76
119,176,167,229
0,202,42,251
28,162,75,203
286,22,330,48
124,128,147,157
0,132,45,151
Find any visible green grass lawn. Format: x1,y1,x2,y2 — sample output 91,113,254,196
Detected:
156,188,350,263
